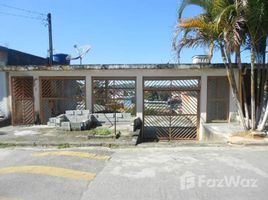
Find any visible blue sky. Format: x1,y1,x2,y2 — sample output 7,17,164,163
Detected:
0,0,250,64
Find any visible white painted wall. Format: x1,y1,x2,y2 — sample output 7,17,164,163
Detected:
9,67,236,139
0,72,9,118
228,70,240,122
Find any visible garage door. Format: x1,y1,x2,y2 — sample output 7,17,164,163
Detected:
143,77,200,140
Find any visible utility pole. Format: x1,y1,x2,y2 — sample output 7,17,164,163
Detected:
47,13,53,65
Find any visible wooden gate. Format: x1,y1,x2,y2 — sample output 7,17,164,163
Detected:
143,77,200,140
11,77,34,125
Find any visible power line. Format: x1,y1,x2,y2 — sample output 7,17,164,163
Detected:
0,3,54,65
0,11,45,21
0,3,45,16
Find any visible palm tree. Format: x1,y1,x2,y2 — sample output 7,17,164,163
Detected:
175,0,268,131
174,0,248,130
242,0,268,130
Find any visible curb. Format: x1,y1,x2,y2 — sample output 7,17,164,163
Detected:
1,141,268,149
0,142,137,148
228,142,268,146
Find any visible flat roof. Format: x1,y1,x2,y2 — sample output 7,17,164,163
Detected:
0,63,235,71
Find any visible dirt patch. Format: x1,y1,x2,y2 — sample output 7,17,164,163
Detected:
232,131,267,140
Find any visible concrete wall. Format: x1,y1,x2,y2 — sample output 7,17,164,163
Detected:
0,72,10,118
8,67,237,140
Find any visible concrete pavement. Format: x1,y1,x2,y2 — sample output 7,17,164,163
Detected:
81,146,268,200
1,147,268,199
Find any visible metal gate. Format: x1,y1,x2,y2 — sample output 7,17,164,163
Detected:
11,77,35,125
92,77,136,115
143,77,200,140
40,77,86,124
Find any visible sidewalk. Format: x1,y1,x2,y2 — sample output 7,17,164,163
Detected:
0,125,268,148
0,125,137,148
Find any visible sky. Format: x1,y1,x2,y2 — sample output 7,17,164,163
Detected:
0,0,251,64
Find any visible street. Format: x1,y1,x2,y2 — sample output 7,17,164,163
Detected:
1,146,268,200
0,147,112,200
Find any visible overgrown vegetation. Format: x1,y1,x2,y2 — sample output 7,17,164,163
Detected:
57,143,70,149
0,143,16,148
174,0,268,131
89,128,112,136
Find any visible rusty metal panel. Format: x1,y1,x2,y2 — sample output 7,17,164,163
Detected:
143,77,200,141
92,77,136,115
207,77,229,122
11,77,34,125
40,77,86,124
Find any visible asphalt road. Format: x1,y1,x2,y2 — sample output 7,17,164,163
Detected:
1,146,268,200
0,147,113,200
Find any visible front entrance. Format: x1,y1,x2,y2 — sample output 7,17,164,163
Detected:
11,76,35,125
143,77,200,140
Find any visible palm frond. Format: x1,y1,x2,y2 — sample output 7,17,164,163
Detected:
178,0,212,19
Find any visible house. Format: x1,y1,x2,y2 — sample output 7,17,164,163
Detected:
0,62,242,141
0,46,47,125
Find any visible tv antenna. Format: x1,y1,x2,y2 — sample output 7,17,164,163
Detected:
66,45,91,64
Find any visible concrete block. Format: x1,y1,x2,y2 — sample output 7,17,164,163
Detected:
67,116,76,122
55,118,63,124
66,110,74,115
71,122,82,131
105,113,114,118
116,113,123,118
49,117,57,123
82,110,90,115
117,118,131,122
75,110,82,115
47,122,55,126
60,122,71,131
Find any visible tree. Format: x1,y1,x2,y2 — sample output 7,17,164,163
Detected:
174,0,268,131
242,0,268,130
174,0,248,130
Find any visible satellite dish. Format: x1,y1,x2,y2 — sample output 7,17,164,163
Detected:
66,45,91,64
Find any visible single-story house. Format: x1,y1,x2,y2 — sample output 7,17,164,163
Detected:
0,62,244,141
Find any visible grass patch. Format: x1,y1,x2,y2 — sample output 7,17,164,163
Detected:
58,143,70,149
0,143,16,148
89,128,112,136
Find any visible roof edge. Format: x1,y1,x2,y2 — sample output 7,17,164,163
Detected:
0,63,237,72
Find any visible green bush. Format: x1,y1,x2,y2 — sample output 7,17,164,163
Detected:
90,128,112,136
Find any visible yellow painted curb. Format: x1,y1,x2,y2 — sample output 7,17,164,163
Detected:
32,151,110,160
0,165,96,181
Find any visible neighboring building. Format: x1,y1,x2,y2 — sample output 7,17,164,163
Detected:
0,63,241,141
0,46,47,124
